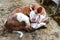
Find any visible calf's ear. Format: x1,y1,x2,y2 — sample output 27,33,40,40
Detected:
37,7,42,13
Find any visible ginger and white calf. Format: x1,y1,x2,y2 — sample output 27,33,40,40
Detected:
4,3,49,38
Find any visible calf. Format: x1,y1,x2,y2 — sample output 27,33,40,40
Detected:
4,3,48,38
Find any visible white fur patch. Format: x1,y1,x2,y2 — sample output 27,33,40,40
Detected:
30,10,36,20
30,10,47,29
16,13,30,26
13,31,23,38
31,22,46,29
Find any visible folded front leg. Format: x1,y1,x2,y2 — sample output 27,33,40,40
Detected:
31,22,46,29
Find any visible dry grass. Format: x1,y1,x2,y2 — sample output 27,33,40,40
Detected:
0,0,60,40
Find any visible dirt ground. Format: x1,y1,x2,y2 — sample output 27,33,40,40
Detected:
0,0,60,40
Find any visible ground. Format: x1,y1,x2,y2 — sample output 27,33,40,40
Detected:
0,0,60,40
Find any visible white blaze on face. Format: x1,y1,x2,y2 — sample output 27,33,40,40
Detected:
16,13,30,26
30,10,36,20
